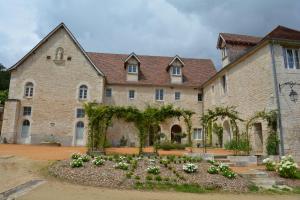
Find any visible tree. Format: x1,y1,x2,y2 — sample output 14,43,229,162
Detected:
0,63,10,91
212,122,223,147
0,90,8,105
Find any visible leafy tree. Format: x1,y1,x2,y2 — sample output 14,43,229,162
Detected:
0,63,10,91
0,90,8,105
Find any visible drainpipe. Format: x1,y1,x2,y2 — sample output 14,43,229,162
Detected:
269,41,285,156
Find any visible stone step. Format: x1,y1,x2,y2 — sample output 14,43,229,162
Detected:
214,158,230,163
240,170,268,179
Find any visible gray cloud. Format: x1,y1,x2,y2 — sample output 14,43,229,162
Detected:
0,0,299,69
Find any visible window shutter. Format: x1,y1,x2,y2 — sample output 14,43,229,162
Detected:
282,47,287,68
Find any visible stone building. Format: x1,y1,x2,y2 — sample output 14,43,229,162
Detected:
0,23,215,147
203,26,300,160
1,23,299,160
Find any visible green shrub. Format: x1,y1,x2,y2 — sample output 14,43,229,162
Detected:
92,157,105,166
81,154,91,162
146,175,153,181
224,139,251,152
278,155,298,178
134,175,140,180
147,166,160,175
207,165,219,174
221,169,236,179
158,141,186,150
266,132,279,155
262,158,276,171
163,177,170,182
182,163,198,173
126,172,133,178
155,175,162,181
114,161,129,170
71,152,81,160
70,158,83,168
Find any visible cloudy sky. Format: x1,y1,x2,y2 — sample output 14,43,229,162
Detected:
0,0,300,69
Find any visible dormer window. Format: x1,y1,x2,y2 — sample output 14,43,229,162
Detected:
128,64,138,73
221,47,227,59
172,66,181,76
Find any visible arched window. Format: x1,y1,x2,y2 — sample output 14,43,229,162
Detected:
79,85,88,100
24,82,34,97
21,120,30,138
75,121,84,140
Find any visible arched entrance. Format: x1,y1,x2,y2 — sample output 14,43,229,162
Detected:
171,125,182,144
21,120,31,144
253,123,263,154
223,120,231,147
75,121,84,146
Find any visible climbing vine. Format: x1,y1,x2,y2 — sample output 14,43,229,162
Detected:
84,103,194,155
246,110,279,155
201,106,244,153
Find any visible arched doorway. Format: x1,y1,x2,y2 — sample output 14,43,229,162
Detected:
21,120,31,144
171,125,182,144
75,121,84,146
253,123,263,154
223,120,231,147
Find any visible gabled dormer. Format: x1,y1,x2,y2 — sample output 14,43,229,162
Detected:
166,55,184,84
124,52,140,82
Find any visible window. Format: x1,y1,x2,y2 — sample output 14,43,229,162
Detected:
79,85,88,100
193,128,202,140
155,89,164,101
221,75,227,94
284,48,300,69
128,90,135,99
21,120,30,138
76,108,85,118
24,82,34,97
106,88,112,97
172,66,181,75
75,121,84,140
197,93,203,102
23,107,31,116
221,47,227,59
128,64,138,73
175,91,181,100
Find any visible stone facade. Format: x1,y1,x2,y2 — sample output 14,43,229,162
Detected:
1,27,104,146
203,41,300,160
104,84,203,147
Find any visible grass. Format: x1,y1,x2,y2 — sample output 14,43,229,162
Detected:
134,182,217,193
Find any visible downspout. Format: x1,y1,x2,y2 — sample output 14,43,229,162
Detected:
269,41,285,156
201,87,206,153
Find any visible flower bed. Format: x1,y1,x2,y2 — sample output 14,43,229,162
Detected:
49,154,250,192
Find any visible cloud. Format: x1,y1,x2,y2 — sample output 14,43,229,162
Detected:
0,0,299,69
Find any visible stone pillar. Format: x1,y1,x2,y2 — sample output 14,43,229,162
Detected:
1,99,20,143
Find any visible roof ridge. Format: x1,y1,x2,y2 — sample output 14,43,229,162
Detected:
220,32,262,39
86,51,212,61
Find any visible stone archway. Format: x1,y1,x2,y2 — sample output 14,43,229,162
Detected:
223,120,231,147
171,124,182,144
253,123,263,154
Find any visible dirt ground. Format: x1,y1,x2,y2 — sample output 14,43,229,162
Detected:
0,145,299,200
0,144,234,160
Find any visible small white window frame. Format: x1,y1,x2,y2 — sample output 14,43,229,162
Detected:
155,89,164,101
172,66,181,76
128,90,135,100
175,91,181,101
193,128,202,140
128,64,138,73
285,48,300,70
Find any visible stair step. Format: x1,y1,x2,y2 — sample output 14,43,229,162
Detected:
214,159,230,163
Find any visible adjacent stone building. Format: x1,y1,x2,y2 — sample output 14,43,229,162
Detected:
1,23,299,160
203,26,300,160
0,23,215,147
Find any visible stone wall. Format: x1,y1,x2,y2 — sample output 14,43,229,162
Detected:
1,27,104,146
272,44,300,160
203,44,276,155
104,84,203,147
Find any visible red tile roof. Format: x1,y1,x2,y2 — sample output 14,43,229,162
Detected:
87,52,216,87
219,33,261,46
263,25,300,41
